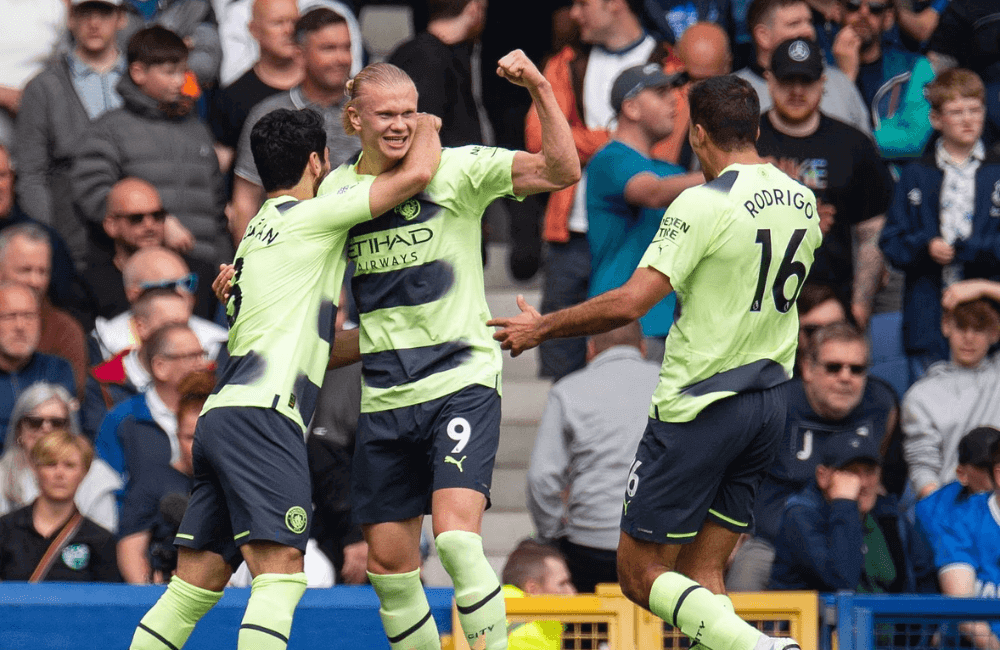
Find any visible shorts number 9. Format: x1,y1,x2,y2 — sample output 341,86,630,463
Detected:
447,417,472,454
627,459,642,497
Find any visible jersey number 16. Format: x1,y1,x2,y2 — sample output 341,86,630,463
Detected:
750,228,807,313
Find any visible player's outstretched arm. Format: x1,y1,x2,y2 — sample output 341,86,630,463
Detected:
500,50,581,196
488,267,672,356
368,113,442,218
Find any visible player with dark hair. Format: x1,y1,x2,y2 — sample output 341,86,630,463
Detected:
127,106,442,650
490,74,822,650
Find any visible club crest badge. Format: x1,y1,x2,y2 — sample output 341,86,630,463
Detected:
395,199,421,220
789,40,810,61
61,544,90,571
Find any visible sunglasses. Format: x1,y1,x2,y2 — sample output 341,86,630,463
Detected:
843,0,891,15
139,272,198,294
118,209,168,226
821,362,868,376
22,416,69,430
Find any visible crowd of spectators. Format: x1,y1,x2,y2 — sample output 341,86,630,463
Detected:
0,3,998,639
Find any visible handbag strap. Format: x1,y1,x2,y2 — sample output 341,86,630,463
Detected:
29,511,84,583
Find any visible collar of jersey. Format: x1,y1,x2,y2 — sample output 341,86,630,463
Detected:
594,32,650,56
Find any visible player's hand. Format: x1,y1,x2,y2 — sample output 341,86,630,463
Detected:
832,26,862,81
828,469,863,501
213,263,236,303
942,279,989,311
929,237,955,265
340,541,369,584
486,294,544,357
817,200,836,236
164,215,195,253
415,112,442,133
497,49,545,90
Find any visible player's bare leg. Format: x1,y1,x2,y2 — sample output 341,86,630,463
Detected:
618,527,796,650
130,548,230,650
433,488,507,650
365,517,443,650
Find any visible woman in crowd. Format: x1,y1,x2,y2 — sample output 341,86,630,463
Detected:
0,428,122,581
0,383,121,531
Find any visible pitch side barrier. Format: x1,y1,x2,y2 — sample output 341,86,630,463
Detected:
820,592,1000,650
449,585,819,650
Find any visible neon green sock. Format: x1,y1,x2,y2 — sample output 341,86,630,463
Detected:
369,569,442,650
130,576,222,650
690,595,738,650
649,572,762,650
236,572,307,650
435,531,507,650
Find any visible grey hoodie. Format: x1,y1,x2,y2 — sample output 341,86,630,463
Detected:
902,353,1000,494
71,75,228,264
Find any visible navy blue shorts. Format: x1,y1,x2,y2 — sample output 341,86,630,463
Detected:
620,383,787,543
351,385,501,524
175,406,312,560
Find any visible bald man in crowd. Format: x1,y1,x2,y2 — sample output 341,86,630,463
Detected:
653,22,733,168
89,247,227,364
0,224,87,401
83,178,218,322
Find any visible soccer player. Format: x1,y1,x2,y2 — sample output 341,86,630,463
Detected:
128,106,442,650
490,74,823,650
325,51,579,650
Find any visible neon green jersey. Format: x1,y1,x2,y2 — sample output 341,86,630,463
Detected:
327,145,521,412
203,180,375,431
638,163,823,422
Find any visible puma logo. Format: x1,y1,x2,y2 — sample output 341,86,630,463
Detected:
623,499,631,515
445,455,466,472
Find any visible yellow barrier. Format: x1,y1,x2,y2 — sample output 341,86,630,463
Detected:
449,587,819,650
451,593,639,650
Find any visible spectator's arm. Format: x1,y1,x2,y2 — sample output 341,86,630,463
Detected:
71,121,123,224
12,78,55,225
942,279,1000,312
81,375,109,442
117,531,151,584
901,393,943,498
852,214,885,328
879,168,933,270
623,172,705,209
940,565,1000,650
524,52,608,164
896,5,941,43
214,143,234,174
0,85,21,114
229,176,265,244
526,389,572,542
777,500,865,591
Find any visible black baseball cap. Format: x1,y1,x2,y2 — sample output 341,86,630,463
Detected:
958,427,1000,468
610,63,680,114
820,431,881,469
770,38,824,82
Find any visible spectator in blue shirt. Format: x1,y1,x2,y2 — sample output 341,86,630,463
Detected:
769,430,936,593
0,283,75,446
587,64,703,357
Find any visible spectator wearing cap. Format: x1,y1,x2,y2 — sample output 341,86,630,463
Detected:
0,428,122,582
901,294,1000,498
756,37,893,329
915,426,998,579
586,65,702,357
728,322,899,591
89,246,227,364
0,225,89,403
12,0,127,268
736,0,871,136
925,431,1000,648
879,70,1000,385
831,0,935,162
768,429,936,592
83,178,219,323
0,283,75,446
525,0,659,381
